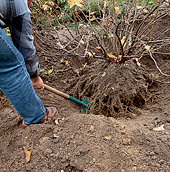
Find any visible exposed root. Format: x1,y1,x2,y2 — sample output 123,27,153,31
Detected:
68,60,157,117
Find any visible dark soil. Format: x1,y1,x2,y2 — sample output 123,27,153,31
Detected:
0,15,170,172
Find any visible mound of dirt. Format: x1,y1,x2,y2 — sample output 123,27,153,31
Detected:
67,59,156,118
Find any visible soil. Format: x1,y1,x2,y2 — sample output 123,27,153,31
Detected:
0,15,170,172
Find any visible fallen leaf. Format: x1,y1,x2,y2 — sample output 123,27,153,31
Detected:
86,51,93,58
53,134,59,138
102,72,106,77
107,53,117,59
137,6,142,9
145,45,151,50
89,18,95,21
47,69,53,75
83,62,87,69
111,87,114,90
55,9,60,16
60,60,69,65
23,147,31,163
103,0,110,7
55,118,61,124
104,136,112,140
67,0,84,8
90,11,97,15
115,6,122,15
108,33,114,38
84,34,89,38
153,125,165,131
96,47,103,50
100,19,110,26
155,91,160,95
137,61,141,66
112,60,117,63
134,58,141,66
81,40,85,44
143,9,149,13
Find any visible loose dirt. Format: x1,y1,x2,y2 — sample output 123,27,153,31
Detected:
0,15,170,172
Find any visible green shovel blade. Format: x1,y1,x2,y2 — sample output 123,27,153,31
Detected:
68,96,89,113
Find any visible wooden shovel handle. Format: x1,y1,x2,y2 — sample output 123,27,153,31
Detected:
44,84,69,99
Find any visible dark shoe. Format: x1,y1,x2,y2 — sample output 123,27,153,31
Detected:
22,107,58,128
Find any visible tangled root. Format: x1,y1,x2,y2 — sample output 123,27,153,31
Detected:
67,59,156,118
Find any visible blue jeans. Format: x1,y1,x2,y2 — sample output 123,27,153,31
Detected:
0,28,46,125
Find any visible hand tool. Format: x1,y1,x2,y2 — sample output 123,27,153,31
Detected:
44,84,88,112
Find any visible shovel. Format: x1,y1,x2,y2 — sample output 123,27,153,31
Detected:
43,84,88,112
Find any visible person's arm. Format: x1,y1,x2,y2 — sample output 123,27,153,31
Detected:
11,12,39,78
10,0,44,90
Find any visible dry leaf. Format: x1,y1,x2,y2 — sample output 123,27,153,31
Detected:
86,51,93,58
47,69,53,75
137,61,141,66
108,33,114,38
81,40,85,44
104,136,112,140
89,18,95,21
96,47,103,50
90,11,97,15
83,62,87,69
134,58,141,66
67,0,84,8
115,6,122,15
84,34,89,38
53,134,59,138
60,60,68,65
145,45,151,50
107,53,117,59
103,0,110,7
23,147,31,163
136,5,142,9
55,118,61,124
155,91,160,95
102,72,106,77
112,59,117,63
96,47,105,54
143,9,149,13
100,19,110,26
152,97,154,102
55,9,60,16
153,125,165,131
